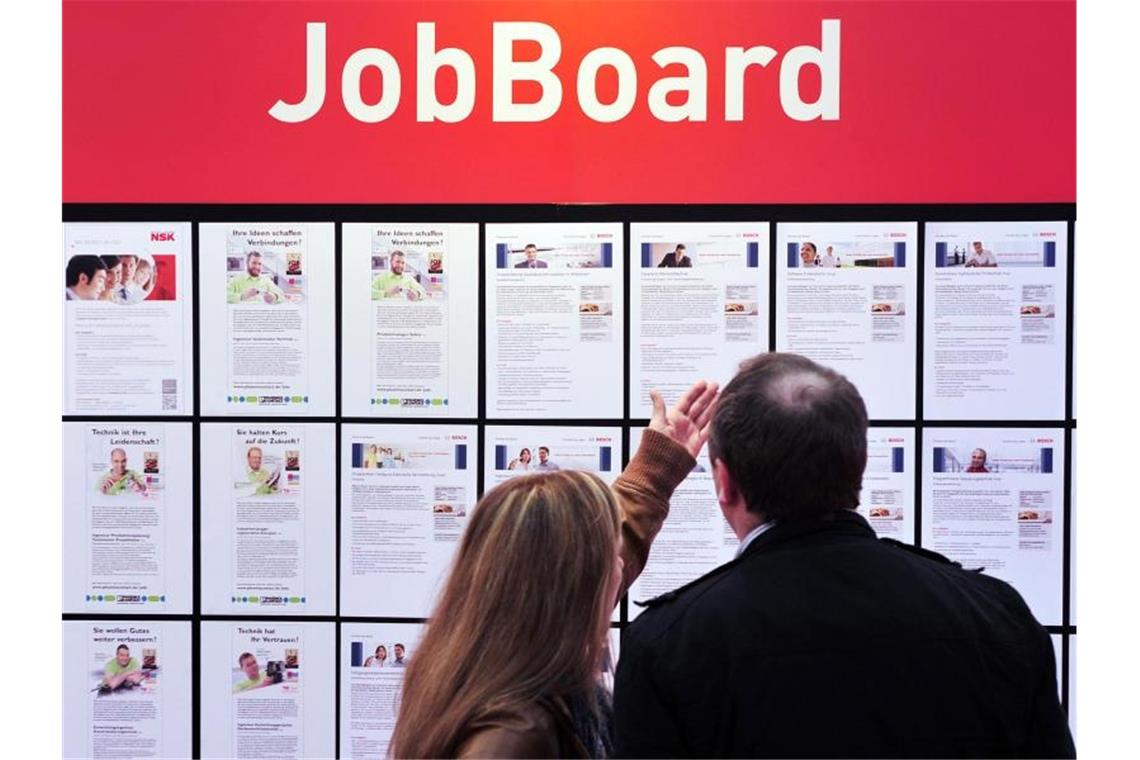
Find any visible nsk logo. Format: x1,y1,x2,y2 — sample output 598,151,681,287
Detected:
151,232,176,242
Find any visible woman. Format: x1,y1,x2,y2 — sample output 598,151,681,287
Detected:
391,380,717,758
364,444,378,469
123,256,156,304
364,645,388,668
507,447,532,471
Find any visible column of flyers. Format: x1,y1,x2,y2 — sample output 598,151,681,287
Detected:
626,427,736,620
63,423,193,613
200,622,335,760
63,222,193,414
630,222,770,417
776,222,918,418
485,223,624,418
341,224,479,417
62,621,192,760
339,622,424,759
1070,430,1077,626
200,424,336,615
921,428,1065,625
923,221,1069,420
484,426,623,489
858,428,916,543
340,424,477,618
199,223,336,416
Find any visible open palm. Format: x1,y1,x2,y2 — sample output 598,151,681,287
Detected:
649,381,719,458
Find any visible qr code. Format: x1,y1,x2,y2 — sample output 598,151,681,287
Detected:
162,378,178,410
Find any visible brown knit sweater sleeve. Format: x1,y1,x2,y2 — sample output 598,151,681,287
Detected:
612,428,697,598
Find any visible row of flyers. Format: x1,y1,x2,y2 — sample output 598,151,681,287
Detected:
63,619,1073,760
64,423,1072,627
63,621,626,760
63,220,1071,421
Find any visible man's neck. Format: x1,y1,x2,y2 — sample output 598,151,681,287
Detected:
731,510,769,542
735,518,776,558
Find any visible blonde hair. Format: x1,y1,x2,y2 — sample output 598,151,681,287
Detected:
391,471,620,758
135,257,153,277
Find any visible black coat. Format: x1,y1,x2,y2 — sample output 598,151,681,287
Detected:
614,510,1074,758
657,253,692,268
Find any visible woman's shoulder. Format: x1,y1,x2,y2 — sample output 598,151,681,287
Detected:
455,699,575,759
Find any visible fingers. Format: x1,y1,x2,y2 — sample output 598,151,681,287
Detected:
693,398,718,433
685,382,720,429
694,426,711,452
671,380,708,416
649,389,667,424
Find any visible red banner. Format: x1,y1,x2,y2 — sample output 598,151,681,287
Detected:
63,1,1075,204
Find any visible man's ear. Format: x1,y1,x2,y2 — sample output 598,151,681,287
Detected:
712,458,742,513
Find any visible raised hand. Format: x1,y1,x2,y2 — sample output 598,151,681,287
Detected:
649,380,719,458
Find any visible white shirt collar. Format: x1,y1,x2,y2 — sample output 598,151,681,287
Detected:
736,520,777,559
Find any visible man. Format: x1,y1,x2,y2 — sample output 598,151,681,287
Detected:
967,447,991,473
98,448,147,495
657,244,692,268
66,255,108,300
378,447,401,468
798,242,818,267
246,446,280,495
615,353,1073,758
818,244,841,267
227,251,286,303
534,446,560,471
965,240,998,268
233,652,272,692
102,644,145,690
514,243,549,269
372,250,427,300
391,643,407,667
116,255,138,301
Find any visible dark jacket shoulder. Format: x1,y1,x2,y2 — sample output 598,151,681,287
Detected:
614,510,1073,758
626,551,742,648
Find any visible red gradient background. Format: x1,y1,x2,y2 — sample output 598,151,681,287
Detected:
63,1,1075,204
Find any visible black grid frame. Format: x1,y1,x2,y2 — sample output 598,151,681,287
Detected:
62,202,1077,757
